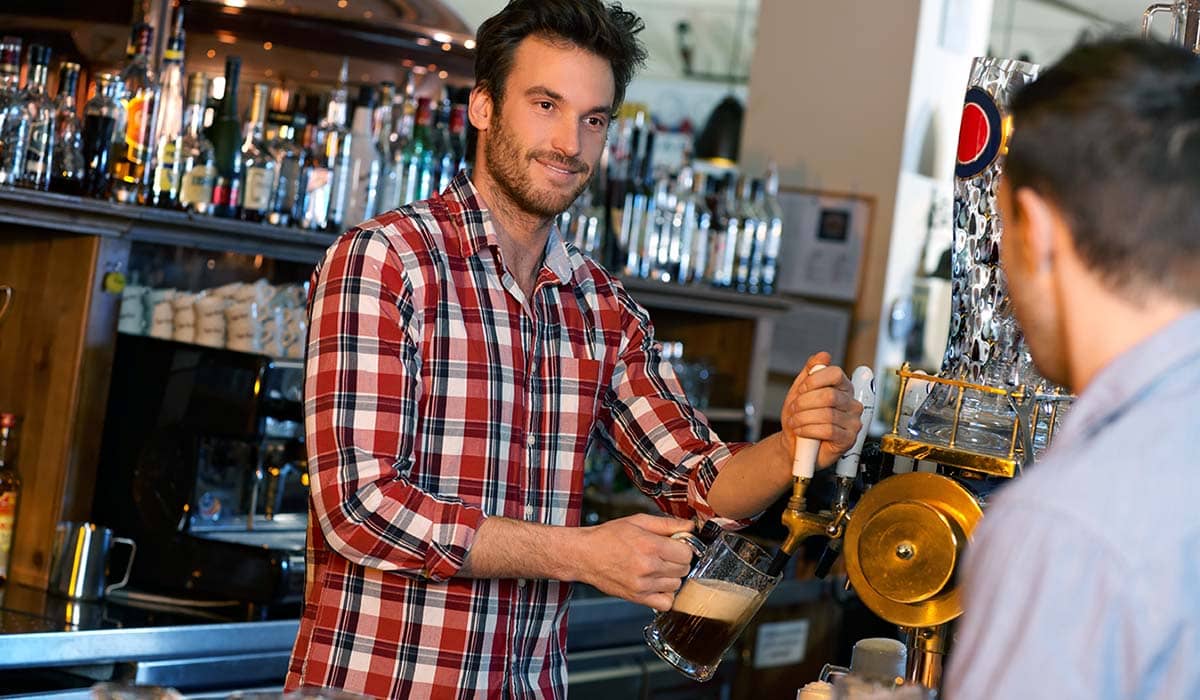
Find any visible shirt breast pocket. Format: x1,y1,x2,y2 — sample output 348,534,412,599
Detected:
557,356,607,440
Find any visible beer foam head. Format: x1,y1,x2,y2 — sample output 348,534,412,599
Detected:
671,578,760,623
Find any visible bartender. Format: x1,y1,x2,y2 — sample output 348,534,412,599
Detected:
944,38,1200,697
286,0,863,697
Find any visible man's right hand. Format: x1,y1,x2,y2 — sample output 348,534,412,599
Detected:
573,513,696,612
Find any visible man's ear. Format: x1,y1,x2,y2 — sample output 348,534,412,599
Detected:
1012,187,1060,274
469,84,493,133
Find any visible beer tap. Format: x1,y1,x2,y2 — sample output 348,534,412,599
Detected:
768,365,875,576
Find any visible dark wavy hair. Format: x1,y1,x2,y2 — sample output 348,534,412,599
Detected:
473,0,647,115
1006,37,1200,302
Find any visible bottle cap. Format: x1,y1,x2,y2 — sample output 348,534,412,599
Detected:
0,413,16,429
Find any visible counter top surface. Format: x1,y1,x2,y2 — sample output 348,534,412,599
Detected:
0,578,828,670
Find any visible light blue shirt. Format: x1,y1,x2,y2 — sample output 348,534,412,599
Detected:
944,310,1200,699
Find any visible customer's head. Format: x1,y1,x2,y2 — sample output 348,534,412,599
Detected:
468,0,646,218
999,38,1200,383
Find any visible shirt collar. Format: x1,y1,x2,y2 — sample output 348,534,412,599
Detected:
1053,309,1200,447
441,172,575,286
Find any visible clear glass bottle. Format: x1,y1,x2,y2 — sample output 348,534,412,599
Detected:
732,175,762,293
679,170,712,285
111,23,160,204
50,61,85,195
3,44,56,191
368,81,398,218
758,165,784,294
711,174,740,288
241,83,276,222
383,72,417,211
151,5,187,208
177,72,216,214
341,84,378,227
0,36,23,181
322,58,352,231
80,74,124,198
431,91,454,194
400,96,434,205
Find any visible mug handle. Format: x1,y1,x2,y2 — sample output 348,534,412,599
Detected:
105,536,138,596
670,531,706,559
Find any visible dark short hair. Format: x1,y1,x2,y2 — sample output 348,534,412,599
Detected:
473,0,647,115
1006,37,1200,302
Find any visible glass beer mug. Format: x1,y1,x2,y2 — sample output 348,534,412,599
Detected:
644,531,781,682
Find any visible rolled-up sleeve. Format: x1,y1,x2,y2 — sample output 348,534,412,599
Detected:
305,228,485,581
592,284,754,529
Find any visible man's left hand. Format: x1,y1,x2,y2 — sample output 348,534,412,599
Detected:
780,352,863,469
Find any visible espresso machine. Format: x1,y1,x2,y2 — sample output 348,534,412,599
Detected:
91,333,308,605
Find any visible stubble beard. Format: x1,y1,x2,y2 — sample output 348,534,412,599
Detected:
483,111,593,220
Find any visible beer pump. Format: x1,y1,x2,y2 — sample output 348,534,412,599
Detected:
769,366,876,577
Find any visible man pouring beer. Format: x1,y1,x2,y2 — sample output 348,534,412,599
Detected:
286,1,863,698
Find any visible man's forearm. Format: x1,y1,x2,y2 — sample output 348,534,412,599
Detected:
706,431,795,520
458,516,584,581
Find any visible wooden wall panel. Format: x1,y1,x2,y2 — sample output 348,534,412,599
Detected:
0,227,126,587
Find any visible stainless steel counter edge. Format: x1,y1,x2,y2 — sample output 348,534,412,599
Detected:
0,579,827,671
0,619,299,670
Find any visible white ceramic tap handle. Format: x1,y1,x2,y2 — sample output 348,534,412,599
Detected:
835,366,877,479
792,364,827,480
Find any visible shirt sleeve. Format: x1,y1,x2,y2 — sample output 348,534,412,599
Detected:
305,227,486,582
943,501,1148,700
591,282,754,529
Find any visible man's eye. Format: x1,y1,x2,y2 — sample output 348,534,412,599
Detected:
538,101,554,111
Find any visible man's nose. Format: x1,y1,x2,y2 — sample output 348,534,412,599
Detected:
550,116,582,158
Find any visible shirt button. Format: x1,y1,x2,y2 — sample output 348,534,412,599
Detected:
524,504,534,519
517,578,527,588
525,433,536,447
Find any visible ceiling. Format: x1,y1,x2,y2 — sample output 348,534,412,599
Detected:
990,0,1183,64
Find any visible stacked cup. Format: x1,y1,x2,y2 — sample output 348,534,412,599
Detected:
146,288,176,340
118,285,148,335
194,292,227,348
171,292,198,344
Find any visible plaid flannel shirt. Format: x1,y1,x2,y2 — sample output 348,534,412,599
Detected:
286,173,750,699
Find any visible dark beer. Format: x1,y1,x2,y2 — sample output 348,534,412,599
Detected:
657,578,760,667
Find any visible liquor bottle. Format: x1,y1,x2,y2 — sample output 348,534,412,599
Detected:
80,74,125,198
712,174,740,288
322,58,353,231
1,44,55,191
383,72,416,210
241,83,277,222
758,164,784,294
210,56,243,218
624,129,655,277
431,92,454,193
0,413,20,583
340,84,378,227
606,110,644,272
368,81,398,217
265,103,304,226
679,169,713,285
111,24,161,204
449,102,468,178
0,37,23,180
177,72,216,214
399,96,433,205
150,4,187,208
50,62,85,195
731,175,761,292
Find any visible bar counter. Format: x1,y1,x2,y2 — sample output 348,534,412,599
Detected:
0,578,829,698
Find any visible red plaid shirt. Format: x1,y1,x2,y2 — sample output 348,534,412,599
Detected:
286,173,749,699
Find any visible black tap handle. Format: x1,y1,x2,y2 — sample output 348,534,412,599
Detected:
814,538,843,579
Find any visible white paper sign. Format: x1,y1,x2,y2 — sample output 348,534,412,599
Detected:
753,618,811,669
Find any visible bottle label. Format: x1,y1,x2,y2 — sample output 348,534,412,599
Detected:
0,491,16,577
244,166,274,211
155,141,180,194
124,92,155,164
212,176,241,209
180,163,216,205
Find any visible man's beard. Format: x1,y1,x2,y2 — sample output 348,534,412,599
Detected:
483,111,592,219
